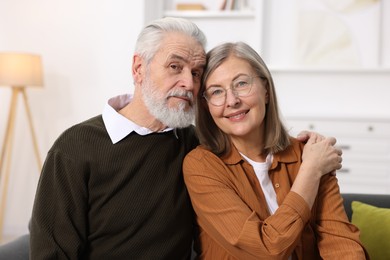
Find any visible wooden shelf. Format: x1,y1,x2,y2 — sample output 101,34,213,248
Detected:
269,67,390,74
163,10,255,19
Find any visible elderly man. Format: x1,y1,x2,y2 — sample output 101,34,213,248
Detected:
30,17,206,259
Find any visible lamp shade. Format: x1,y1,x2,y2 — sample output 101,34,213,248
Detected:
0,52,43,87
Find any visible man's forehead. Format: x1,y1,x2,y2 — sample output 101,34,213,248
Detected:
166,52,206,67
157,33,206,65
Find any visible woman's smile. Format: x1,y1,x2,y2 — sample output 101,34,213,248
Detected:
224,110,249,121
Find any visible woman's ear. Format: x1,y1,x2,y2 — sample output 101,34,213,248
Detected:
132,54,144,84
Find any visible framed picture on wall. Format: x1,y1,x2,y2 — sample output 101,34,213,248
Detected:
266,0,383,69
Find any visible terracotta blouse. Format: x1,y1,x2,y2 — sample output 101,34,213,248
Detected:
183,138,368,260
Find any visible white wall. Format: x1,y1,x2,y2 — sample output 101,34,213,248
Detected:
273,69,390,119
0,0,389,241
0,0,144,240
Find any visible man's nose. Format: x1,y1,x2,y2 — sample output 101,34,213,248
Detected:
179,69,195,90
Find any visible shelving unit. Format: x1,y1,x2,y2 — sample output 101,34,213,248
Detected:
145,0,389,69
145,0,264,52
163,10,256,18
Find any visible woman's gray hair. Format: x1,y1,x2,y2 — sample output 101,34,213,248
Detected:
196,42,290,156
135,17,207,64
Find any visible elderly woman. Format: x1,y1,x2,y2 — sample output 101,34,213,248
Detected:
183,42,368,259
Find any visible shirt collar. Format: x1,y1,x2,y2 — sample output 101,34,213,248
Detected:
102,94,173,144
222,139,299,169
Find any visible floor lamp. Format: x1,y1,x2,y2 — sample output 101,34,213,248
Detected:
0,52,44,241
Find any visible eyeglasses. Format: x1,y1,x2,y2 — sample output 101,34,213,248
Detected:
203,75,260,106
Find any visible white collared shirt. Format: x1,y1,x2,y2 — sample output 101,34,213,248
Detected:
102,94,173,144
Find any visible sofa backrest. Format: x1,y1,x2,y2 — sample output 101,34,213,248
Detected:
342,193,390,221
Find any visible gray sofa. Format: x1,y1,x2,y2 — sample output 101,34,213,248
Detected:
342,193,390,221
1,193,389,259
0,234,29,260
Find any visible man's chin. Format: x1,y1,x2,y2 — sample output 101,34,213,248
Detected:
168,99,193,112
162,110,195,128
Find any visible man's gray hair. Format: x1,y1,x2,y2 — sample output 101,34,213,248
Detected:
135,17,207,64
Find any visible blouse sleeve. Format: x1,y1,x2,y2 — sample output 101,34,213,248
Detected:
314,174,369,259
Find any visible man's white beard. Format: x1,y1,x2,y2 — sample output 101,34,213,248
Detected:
141,75,195,128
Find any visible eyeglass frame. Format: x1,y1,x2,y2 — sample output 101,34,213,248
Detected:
202,75,264,106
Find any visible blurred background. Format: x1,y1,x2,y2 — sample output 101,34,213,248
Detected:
0,0,389,242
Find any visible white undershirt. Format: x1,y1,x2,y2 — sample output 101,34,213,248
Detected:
241,153,292,260
240,153,279,214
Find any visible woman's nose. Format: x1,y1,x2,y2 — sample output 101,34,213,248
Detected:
225,88,240,107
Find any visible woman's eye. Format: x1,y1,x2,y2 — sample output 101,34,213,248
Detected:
211,88,224,96
236,81,249,88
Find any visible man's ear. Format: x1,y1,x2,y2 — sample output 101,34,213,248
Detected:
132,54,144,84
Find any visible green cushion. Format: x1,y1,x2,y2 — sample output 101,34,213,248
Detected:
351,201,390,260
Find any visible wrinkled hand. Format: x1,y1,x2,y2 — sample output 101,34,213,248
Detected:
301,134,343,177
296,130,325,143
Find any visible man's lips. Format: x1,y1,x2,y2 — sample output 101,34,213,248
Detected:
168,95,193,105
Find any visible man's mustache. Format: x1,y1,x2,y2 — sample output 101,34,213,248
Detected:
167,89,194,106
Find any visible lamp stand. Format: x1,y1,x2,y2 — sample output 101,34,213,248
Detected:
0,86,42,242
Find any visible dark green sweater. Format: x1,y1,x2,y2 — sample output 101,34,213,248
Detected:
30,115,199,259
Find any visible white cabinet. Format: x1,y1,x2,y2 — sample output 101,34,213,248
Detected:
144,0,265,52
286,117,390,194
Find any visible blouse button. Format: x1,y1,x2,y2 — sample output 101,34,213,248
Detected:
275,183,280,188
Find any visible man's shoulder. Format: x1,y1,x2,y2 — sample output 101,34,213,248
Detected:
175,124,196,136
74,115,105,130
52,115,106,147
63,114,103,134
175,125,199,146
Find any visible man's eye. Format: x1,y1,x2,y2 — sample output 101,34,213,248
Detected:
192,71,201,78
170,64,182,71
